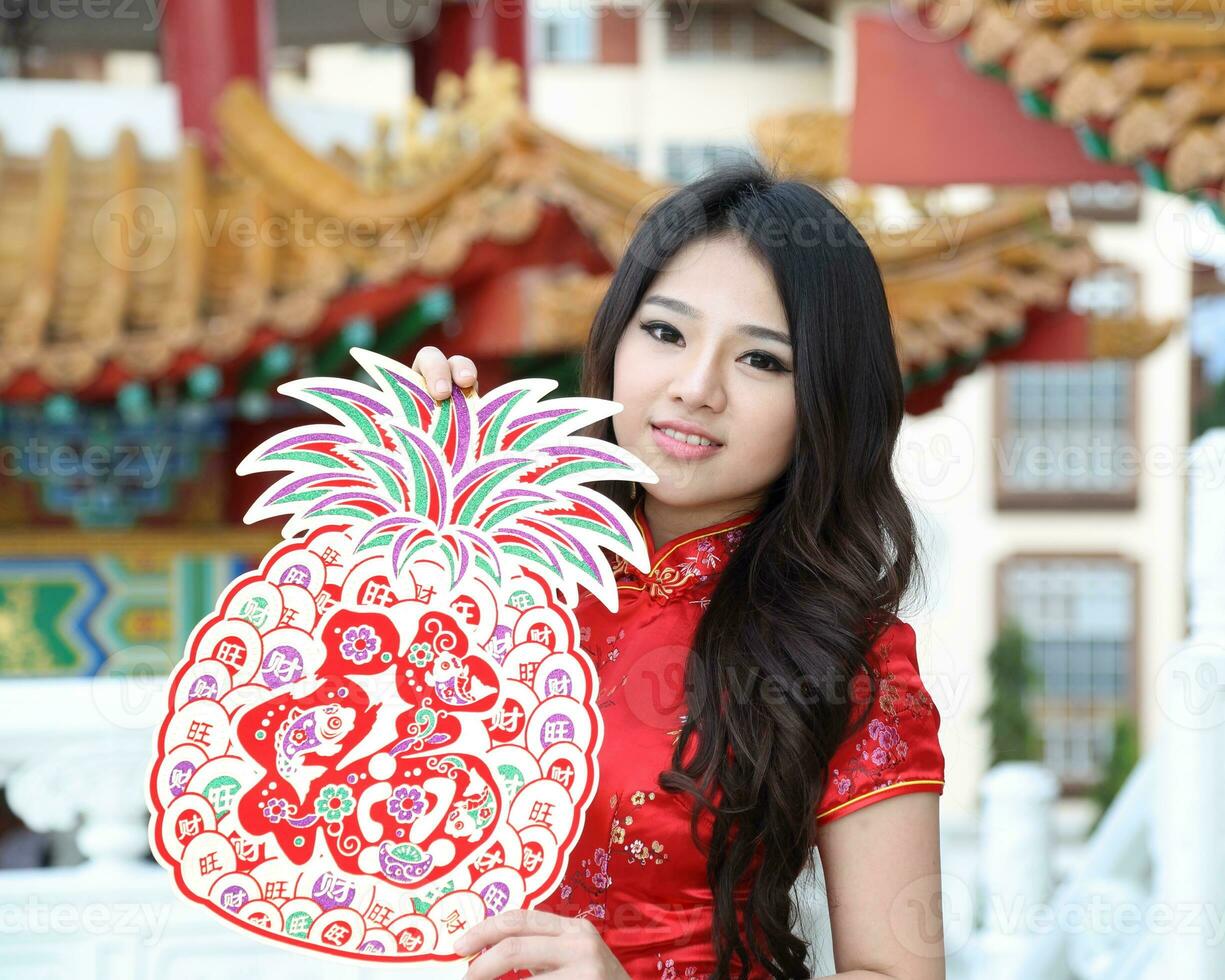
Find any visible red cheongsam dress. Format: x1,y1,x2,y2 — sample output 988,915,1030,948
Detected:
496,498,944,979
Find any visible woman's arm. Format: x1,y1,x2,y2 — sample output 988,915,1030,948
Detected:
815,792,946,980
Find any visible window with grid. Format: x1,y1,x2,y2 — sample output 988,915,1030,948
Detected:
996,360,1137,502
663,143,753,184
536,7,597,62
1065,182,1141,223
996,264,1140,505
666,3,748,58
999,556,1136,789
599,142,639,170
664,3,822,60
1068,264,1140,317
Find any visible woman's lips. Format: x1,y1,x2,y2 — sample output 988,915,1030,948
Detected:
650,424,723,460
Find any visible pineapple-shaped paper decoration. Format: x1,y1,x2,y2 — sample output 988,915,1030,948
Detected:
146,348,655,968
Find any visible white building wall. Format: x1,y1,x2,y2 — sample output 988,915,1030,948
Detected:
896,190,1194,819
531,5,834,181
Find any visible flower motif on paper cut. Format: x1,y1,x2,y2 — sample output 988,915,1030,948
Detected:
314,784,355,822
262,797,289,823
407,641,433,668
387,784,427,824
340,624,379,664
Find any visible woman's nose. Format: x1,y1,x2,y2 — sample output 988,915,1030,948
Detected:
668,354,724,410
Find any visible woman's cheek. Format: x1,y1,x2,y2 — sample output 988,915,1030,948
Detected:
736,410,795,482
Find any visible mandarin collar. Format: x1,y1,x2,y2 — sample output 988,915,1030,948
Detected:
608,498,760,605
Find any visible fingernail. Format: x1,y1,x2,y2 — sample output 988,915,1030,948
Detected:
434,380,449,396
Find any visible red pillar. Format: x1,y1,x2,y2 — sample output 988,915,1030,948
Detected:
411,1,528,105
160,0,276,165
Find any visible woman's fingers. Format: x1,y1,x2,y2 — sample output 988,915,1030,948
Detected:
449,354,478,392
461,934,563,980
409,347,478,400
455,908,568,955
456,910,597,979
411,346,460,400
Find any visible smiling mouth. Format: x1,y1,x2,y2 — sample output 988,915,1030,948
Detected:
650,424,724,450
651,423,725,460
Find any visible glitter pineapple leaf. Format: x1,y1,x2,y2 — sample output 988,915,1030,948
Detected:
238,348,655,610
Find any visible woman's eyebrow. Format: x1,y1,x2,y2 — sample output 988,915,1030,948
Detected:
644,295,791,347
739,324,792,347
643,294,698,317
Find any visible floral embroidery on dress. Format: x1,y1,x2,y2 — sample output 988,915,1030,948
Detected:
604,627,626,664
605,511,754,607
556,796,622,922
643,565,694,604
596,671,630,709
610,788,670,867
656,953,705,979
828,639,937,801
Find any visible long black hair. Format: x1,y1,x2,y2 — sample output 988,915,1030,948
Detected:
579,159,926,978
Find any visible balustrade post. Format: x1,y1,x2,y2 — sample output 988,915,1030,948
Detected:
1152,429,1225,978
976,761,1059,978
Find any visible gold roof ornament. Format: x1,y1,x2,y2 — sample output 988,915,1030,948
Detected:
753,108,848,184
0,56,658,396
397,49,528,187
943,0,1225,198
0,51,1179,400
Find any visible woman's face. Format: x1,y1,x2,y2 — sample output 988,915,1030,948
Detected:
612,234,797,516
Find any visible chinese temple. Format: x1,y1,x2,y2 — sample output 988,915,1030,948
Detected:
878,0,1225,217
0,0,1177,678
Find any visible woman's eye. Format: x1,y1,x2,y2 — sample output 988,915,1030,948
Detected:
743,351,787,373
640,320,681,343
639,321,787,373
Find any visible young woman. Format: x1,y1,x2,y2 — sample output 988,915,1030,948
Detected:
424,162,946,979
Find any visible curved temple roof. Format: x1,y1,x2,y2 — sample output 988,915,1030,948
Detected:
0,58,1177,408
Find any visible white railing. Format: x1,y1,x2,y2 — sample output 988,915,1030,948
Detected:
0,675,467,977
0,675,848,976
963,429,1225,980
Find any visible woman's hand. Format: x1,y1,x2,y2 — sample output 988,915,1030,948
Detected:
453,908,630,980
411,345,479,401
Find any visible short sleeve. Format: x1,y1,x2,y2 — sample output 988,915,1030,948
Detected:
816,619,944,826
